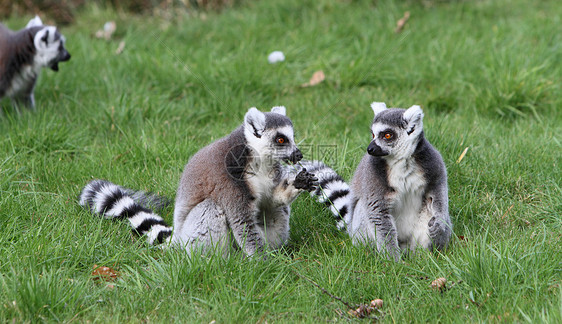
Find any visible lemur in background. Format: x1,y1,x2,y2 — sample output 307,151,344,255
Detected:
80,107,318,257
302,102,452,260
0,16,71,109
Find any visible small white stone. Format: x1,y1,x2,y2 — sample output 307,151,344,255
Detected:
268,51,285,63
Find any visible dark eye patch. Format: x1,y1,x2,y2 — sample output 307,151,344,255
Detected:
379,129,396,141
41,30,49,44
274,133,289,145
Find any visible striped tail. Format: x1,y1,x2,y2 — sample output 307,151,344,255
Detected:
79,179,172,245
298,161,352,230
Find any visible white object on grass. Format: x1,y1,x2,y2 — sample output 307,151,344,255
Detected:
268,51,285,64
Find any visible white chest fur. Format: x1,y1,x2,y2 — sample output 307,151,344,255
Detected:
386,158,427,245
246,159,276,204
5,63,40,97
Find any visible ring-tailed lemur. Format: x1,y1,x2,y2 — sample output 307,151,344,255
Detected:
0,16,71,110
79,106,318,257
302,102,452,260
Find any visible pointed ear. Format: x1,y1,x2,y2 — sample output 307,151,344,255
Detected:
26,15,43,28
270,106,286,116
371,102,387,117
403,105,424,134
244,107,266,138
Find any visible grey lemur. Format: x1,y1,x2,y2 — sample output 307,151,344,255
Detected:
0,16,71,109
301,102,452,260
79,106,318,257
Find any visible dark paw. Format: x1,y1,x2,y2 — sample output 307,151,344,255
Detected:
293,169,318,192
428,216,446,237
428,216,436,228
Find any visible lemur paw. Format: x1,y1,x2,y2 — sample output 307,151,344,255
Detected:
294,169,318,192
428,216,449,237
428,216,452,250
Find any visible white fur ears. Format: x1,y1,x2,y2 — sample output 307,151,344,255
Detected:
270,106,286,116
371,102,387,116
26,16,43,28
403,105,424,124
244,107,266,138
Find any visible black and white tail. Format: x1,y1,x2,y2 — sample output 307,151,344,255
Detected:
79,179,173,245
298,161,353,230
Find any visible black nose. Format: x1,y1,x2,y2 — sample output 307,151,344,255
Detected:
290,149,303,163
367,141,388,157
61,51,71,61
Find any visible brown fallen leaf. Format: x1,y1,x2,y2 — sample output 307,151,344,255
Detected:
431,277,447,291
301,70,325,87
347,300,383,319
370,299,383,308
91,264,119,282
395,11,411,33
348,304,370,318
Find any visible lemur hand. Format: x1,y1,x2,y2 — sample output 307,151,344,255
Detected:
294,169,318,192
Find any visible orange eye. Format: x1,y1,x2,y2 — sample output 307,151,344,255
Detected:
384,133,393,140
372,132,375,139
276,137,285,144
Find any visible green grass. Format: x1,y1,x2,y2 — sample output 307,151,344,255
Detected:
1,0,561,322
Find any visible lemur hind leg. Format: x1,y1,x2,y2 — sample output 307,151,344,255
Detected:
169,199,231,257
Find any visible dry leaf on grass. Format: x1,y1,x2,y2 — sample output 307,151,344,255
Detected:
456,147,469,163
91,264,120,282
115,41,126,55
347,299,383,318
431,277,447,291
370,299,383,308
395,11,411,33
95,21,116,40
301,70,325,87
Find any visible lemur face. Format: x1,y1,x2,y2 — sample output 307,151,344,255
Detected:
268,125,302,164
244,107,303,165
33,26,71,71
367,102,424,159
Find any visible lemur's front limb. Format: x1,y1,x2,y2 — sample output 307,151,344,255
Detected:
368,199,400,261
427,184,452,250
272,168,318,206
226,205,266,257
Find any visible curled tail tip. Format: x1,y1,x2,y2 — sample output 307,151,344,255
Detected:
336,220,346,231
300,162,352,229
79,179,131,217
78,179,113,210
146,225,173,245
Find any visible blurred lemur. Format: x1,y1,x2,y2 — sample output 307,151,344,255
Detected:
79,107,318,257
0,16,71,109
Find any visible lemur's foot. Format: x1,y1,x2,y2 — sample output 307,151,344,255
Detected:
428,216,443,235
428,216,452,250
294,169,318,192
